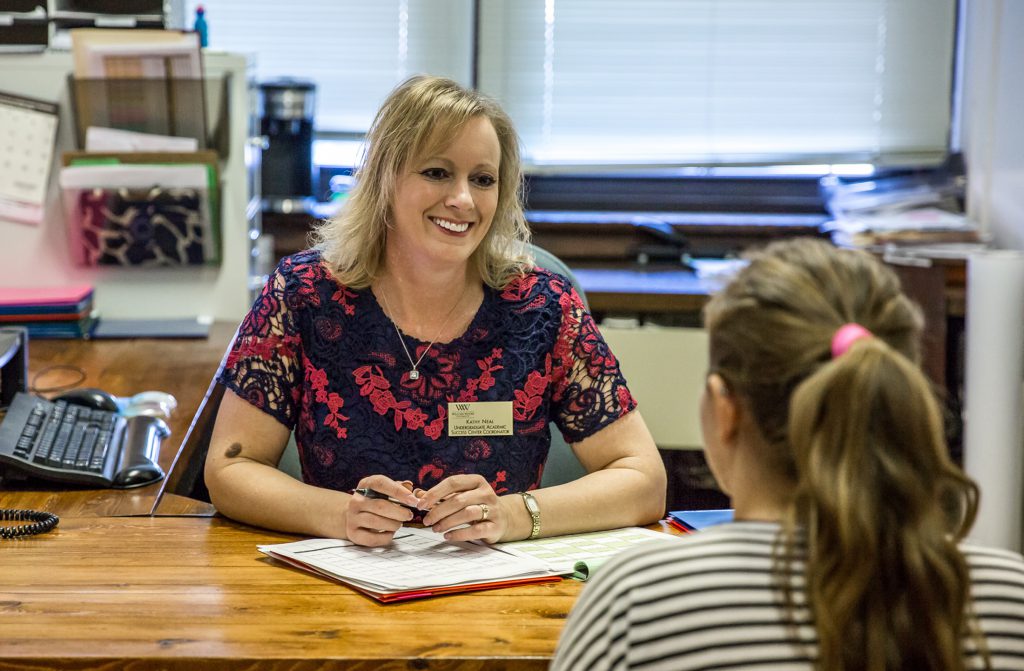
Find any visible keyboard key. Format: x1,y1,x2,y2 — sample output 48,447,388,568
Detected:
36,421,58,454
90,428,113,471
14,431,34,456
27,407,45,428
75,425,100,469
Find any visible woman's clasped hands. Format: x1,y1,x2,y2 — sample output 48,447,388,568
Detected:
346,474,507,547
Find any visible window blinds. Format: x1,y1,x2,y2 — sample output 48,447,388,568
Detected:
179,0,956,168
181,0,473,131
477,0,957,167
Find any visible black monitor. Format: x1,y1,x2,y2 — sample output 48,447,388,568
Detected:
0,327,28,411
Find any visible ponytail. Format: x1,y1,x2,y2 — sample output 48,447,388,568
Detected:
786,338,981,670
704,238,989,671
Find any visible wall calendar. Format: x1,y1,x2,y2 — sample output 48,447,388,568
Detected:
0,90,59,226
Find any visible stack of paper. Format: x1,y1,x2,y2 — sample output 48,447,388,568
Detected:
825,207,983,249
0,285,98,339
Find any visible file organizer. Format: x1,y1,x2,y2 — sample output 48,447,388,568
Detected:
61,38,231,268
67,74,232,159
59,150,220,267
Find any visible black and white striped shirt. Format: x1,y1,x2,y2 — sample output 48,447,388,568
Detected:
551,521,1024,671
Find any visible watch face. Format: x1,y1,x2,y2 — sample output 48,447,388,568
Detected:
521,493,541,539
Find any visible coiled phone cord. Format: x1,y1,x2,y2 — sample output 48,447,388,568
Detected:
0,509,59,539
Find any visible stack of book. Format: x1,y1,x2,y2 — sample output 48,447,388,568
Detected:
0,285,98,338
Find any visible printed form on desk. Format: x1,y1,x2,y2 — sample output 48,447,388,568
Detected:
259,527,560,602
499,526,679,580
259,526,680,601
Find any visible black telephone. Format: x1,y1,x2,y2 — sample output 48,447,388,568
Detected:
0,390,168,489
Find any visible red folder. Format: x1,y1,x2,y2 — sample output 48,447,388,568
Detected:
265,551,563,603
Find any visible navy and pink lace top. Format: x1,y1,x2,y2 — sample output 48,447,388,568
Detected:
218,249,637,495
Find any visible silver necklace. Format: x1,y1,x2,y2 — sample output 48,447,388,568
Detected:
378,283,469,381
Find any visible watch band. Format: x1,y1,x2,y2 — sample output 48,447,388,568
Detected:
519,491,541,540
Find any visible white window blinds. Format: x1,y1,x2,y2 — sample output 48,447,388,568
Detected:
477,0,957,167
181,0,473,131
177,0,956,168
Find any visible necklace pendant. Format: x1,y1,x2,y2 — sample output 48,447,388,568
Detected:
408,369,420,381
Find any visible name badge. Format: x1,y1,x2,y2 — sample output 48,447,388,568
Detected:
447,401,514,437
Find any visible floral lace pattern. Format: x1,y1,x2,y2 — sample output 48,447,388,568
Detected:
219,249,637,494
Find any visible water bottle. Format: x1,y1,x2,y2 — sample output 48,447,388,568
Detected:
194,5,209,48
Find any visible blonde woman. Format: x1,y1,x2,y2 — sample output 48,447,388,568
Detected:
553,238,1024,671
205,76,666,547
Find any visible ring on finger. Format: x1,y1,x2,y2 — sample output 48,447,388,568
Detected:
478,503,489,522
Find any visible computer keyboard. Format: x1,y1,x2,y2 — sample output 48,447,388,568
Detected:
0,392,168,489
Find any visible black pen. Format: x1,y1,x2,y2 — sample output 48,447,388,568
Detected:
351,487,421,511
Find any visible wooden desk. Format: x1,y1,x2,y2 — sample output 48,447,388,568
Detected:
0,515,592,670
2,324,235,516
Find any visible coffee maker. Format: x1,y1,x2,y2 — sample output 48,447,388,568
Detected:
259,78,316,198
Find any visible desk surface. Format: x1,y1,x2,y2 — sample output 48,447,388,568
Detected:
3,323,235,516
1,328,677,670
573,266,723,315
0,515,591,670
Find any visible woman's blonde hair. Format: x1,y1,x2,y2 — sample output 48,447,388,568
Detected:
310,75,532,289
703,238,988,671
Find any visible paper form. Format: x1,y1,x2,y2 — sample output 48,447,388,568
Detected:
498,526,678,580
259,526,556,593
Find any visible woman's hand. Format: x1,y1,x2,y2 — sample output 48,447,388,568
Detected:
345,477,421,547
418,474,507,544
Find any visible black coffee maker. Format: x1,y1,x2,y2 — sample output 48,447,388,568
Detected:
259,78,316,198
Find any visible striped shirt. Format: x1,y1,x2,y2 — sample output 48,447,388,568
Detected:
551,521,1024,671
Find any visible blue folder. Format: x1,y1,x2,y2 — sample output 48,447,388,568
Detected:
668,509,734,531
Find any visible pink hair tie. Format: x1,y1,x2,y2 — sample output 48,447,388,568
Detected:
831,323,873,358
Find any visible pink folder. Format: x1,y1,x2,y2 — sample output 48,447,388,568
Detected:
0,285,93,308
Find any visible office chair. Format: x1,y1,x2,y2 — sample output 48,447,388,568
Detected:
528,245,589,488
157,243,588,507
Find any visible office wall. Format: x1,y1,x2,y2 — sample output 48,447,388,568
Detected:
962,0,1024,249
960,0,1024,551
0,51,254,322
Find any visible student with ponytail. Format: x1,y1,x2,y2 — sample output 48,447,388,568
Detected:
552,238,1024,671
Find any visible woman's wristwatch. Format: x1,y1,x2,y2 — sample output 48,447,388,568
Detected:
519,491,541,540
